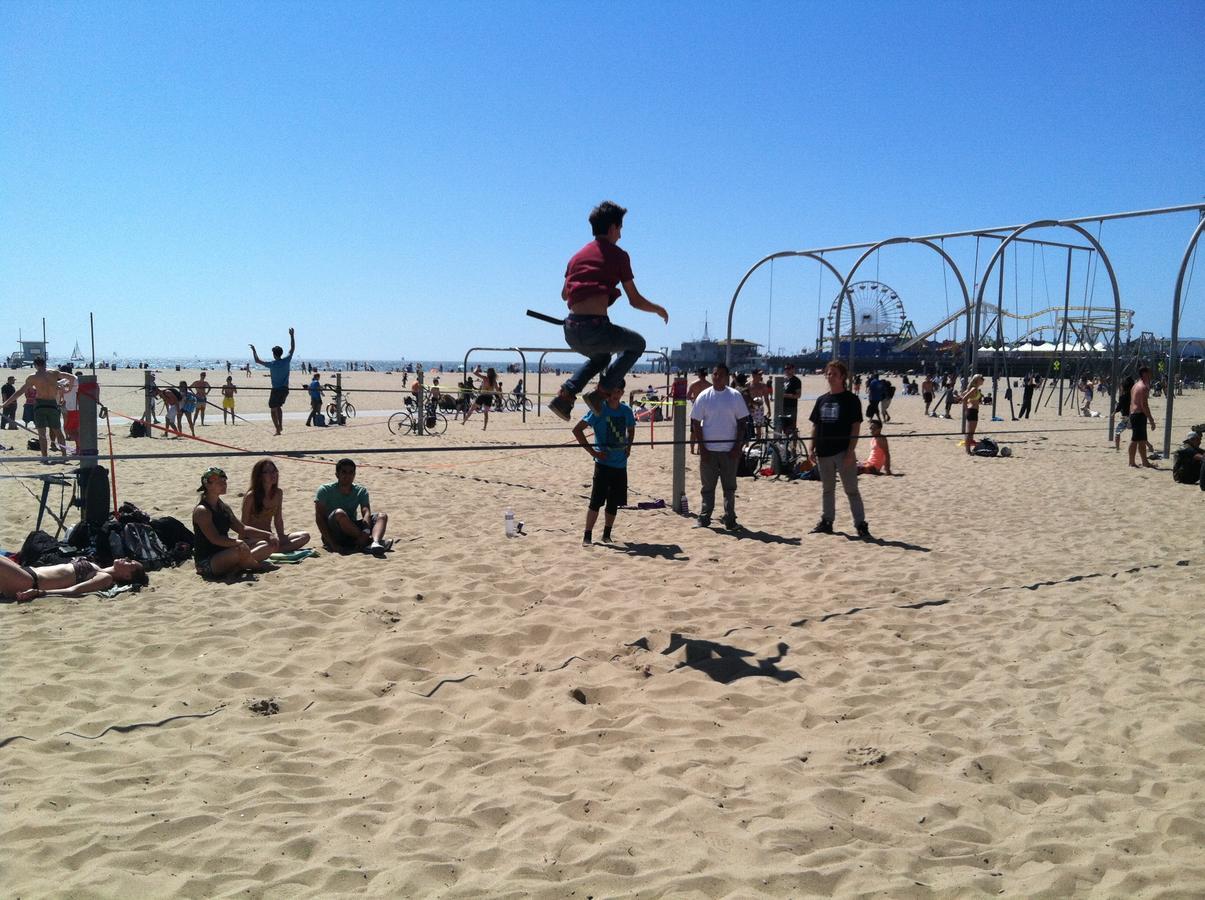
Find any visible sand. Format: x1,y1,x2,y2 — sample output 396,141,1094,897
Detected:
2,367,1204,898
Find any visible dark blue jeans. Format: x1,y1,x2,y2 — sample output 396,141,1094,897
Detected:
561,315,646,395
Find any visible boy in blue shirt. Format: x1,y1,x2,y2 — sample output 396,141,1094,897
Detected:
250,327,295,435
572,382,636,545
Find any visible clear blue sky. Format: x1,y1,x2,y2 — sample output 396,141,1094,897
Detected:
3,1,1202,362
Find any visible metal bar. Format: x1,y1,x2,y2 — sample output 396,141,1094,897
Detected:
1058,249,1072,415
1164,214,1205,456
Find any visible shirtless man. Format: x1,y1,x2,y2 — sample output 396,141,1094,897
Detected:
1128,366,1157,469
8,357,74,462
191,372,212,425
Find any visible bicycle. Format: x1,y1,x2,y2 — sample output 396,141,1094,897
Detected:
388,399,448,436
742,417,808,480
504,394,533,413
326,388,356,421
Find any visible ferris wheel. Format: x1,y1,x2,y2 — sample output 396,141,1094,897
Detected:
827,281,908,341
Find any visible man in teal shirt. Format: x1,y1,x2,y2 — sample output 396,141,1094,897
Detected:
572,383,636,544
314,458,392,554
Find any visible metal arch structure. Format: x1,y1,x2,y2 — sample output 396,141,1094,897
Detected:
1164,214,1205,455
970,221,1122,442
832,236,975,378
723,251,852,369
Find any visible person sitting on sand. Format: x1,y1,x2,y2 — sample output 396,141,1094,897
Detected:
314,458,392,555
193,467,278,578
1,554,147,601
241,459,312,552
547,201,669,422
857,419,893,475
957,374,985,454
1171,431,1205,489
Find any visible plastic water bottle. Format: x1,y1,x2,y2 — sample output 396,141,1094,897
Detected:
679,493,690,516
504,508,516,538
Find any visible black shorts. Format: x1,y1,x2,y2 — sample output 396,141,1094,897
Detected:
477,394,493,407
327,511,380,547
1130,412,1148,442
966,408,979,422
923,392,933,403
269,387,290,409
589,463,628,512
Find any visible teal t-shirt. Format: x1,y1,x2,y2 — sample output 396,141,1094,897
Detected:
583,403,635,468
315,481,369,519
265,355,293,389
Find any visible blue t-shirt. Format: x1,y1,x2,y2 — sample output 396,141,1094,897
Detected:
308,380,322,401
265,355,293,389
583,403,635,468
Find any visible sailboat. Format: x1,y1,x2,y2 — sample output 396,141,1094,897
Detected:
70,341,85,363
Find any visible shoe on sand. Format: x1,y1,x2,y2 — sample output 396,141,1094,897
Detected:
856,521,872,539
809,519,833,534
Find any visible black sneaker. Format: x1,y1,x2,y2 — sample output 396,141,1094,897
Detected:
809,519,833,534
722,520,743,532
548,394,574,422
583,388,604,415
692,518,712,529
856,521,872,539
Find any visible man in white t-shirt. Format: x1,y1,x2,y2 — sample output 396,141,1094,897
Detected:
689,364,750,530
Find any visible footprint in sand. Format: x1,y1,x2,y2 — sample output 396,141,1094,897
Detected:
846,746,887,767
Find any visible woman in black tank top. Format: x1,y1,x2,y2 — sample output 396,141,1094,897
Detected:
192,467,277,578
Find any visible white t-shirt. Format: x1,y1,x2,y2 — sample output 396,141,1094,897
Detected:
60,378,79,412
691,386,748,451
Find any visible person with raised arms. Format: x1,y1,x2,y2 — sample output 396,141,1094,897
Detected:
250,327,295,436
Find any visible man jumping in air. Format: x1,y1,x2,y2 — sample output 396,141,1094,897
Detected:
548,201,669,422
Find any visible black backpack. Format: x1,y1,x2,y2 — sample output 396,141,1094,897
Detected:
973,436,1000,457
19,530,76,567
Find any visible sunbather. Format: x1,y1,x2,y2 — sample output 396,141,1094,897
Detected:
1,554,147,601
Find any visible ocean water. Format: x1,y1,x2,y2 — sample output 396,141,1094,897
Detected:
99,356,662,375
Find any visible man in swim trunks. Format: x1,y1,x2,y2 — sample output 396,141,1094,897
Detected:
1128,366,1157,469
251,327,295,435
921,373,936,417
7,357,74,463
191,372,212,425
314,458,392,555
221,376,238,424
548,201,669,422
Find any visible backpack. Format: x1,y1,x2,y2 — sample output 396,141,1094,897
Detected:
151,515,194,551
973,436,1000,457
19,530,75,567
130,419,148,438
312,412,327,427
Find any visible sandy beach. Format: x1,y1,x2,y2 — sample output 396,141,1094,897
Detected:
2,366,1203,897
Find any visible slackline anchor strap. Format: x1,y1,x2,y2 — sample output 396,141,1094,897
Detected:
526,309,564,326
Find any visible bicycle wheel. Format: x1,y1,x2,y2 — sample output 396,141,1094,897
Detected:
344,401,355,418
419,414,448,433
521,398,533,413
504,397,517,412
388,412,412,435
742,441,764,478
326,402,339,420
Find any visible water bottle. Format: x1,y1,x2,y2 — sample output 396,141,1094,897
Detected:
679,493,690,516
504,508,516,537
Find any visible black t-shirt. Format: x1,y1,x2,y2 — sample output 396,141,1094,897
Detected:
809,390,863,457
1,383,14,404
782,375,802,417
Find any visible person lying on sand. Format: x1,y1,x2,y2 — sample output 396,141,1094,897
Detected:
193,467,278,578
314,458,392,555
0,555,147,601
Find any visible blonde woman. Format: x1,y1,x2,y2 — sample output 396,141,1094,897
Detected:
241,459,312,552
958,375,985,454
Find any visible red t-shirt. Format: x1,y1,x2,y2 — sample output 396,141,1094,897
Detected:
564,239,634,308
